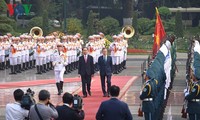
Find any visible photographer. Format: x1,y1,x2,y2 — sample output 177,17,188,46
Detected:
56,92,85,120
6,89,29,120
29,90,58,120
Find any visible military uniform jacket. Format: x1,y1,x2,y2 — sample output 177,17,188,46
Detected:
53,50,67,71
185,81,200,114
140,79,157,113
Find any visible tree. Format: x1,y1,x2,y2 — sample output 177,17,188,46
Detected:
174,11,183,37
87,10,96,36
158,6,171,20
137,18,151,35
132,11,138,33
122,0,133,25
0,15,16,35
0,0,7,14
67,18,83,34
98,16,120,35
42,10,49,35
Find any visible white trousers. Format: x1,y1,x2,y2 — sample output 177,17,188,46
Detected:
54,68,65,83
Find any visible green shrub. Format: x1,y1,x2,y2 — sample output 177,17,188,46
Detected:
138,18,151,35
98,16,120,35
66,18,83,34
0,24,14,34
0,15,16,30
27,17,43,29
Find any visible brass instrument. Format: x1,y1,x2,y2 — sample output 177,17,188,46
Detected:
122,26,135,39
30,27,43,38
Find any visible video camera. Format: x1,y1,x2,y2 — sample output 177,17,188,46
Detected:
21,88,35,110
72,94,83,111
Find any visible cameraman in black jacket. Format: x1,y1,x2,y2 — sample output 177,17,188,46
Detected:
56,92,85,120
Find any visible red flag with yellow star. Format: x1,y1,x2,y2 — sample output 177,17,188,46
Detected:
152,7,166,59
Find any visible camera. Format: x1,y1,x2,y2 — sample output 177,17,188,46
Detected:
21,88,35,110
72,94,83,111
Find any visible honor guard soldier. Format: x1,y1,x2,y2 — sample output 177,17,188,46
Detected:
140,69,158,120
184,39,200,120
53,43,67,95
61,36,69,74
9,37,18,74
185,69,200,120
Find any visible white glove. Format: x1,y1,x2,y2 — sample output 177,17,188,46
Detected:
184,88,188,93
185,91,189,97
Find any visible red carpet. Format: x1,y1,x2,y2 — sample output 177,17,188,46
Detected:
0,77,80,89
77,76,139,120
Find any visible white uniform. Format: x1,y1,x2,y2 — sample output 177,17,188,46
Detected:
53,50,67,83
110,42,120,65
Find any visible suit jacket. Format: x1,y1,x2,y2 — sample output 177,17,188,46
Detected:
98,55,113,76
56,105,83,120
78,55,94,76
96,98,132,120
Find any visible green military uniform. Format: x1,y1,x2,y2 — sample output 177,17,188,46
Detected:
140,77,158,120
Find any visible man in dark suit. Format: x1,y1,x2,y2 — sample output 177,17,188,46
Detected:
56,92,84,120
96,85,133,120
98,48,113,97
78,47,95,98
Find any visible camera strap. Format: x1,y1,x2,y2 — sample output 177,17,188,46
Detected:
34,105,43,120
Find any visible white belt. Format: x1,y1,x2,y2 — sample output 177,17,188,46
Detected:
143,98,153,101
191,99,200,102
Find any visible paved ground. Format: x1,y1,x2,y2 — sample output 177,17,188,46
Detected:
0,53,187,120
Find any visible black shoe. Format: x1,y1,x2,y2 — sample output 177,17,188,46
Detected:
103,94,107,97
25,62,29,70
56,83,61,95
88,91,91,96
83,95,87,98
60,81,63,93
6,61,10,69
22,63,25,71
42,65,46,73
17,64,21,73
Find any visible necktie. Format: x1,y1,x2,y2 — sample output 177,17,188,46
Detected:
84,55,87,63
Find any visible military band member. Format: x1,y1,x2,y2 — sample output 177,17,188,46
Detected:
110,35,120,74
53,43,67,95
3,35,11,69
0,36,4,70
9,37,18,74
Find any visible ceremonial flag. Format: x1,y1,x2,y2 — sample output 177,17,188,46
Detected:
152,7,166,59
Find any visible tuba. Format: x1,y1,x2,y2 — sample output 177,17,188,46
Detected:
122,26,135,39
30,27,43,38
